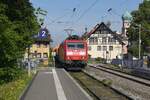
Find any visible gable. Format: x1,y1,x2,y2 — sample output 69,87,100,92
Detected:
91,23,115,36
87,22,124,45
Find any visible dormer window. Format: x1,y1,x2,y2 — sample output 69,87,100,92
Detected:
102,37,107,44
89,37,98,45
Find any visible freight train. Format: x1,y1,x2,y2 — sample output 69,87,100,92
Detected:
55,35,88,70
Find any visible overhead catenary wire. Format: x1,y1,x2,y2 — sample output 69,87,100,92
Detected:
106,0,137,18
76,0,99,23
45,11,71,26
103,0,131,23
65,0,99,34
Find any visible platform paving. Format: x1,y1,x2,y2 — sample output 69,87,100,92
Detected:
21,68,92,100
22,69,57,100
56,69,92,100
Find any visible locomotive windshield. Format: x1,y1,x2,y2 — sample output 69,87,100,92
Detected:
67,43,84,49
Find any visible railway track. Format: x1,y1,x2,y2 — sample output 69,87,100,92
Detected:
70,71,132,100
88,64,150,87
97,64,150,80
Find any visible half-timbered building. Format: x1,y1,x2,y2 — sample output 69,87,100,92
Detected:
83,22,125,61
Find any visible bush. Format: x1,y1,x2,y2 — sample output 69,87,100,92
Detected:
0,73,32,100
95,57,101,61
95,57,105,63
0,67,24,85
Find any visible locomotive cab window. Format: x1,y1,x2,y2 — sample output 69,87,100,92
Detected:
67,43,76,48
77,43,84,49
67,43,84,49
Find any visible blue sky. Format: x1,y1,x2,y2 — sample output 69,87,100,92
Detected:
30,0,142,46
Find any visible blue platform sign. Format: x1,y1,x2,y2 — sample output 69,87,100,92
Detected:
39,28,48,38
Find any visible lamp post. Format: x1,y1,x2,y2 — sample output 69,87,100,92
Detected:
132,24,141,60
122,43,124,67
138,24,141,59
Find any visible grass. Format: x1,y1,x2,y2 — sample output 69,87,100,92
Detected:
0,73,32,100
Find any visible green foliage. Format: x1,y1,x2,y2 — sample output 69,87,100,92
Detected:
128,42,141,58
0,0,39,82
95,57,103,61
0,72,32,100
128,0,150,56
0,68,24,85
95,57,105,63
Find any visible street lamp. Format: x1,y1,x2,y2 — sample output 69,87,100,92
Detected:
131,23,141,60
138,24,141,59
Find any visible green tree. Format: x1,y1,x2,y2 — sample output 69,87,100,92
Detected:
0,0,39,83
128,0,150,57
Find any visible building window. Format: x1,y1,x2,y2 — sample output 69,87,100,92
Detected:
102,37,107,44
37,53,41,58
89,37,98,45
108,37,112,43
109,46,113,51
88,46,91,51
103,46,107,51
97,46,101,51
112,37,116,44
43,53,48,58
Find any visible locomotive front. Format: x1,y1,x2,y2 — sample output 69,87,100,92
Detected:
55,35,88,70
65,40,87,60
64,40,88,70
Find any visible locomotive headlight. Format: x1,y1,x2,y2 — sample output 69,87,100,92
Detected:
67,57,70,60
82,56,85,59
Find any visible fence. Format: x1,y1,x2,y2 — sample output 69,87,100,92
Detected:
111,59,143,68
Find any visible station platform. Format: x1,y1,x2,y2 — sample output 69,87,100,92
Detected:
21,68,92,100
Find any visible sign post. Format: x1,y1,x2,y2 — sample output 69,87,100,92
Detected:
28,61,31,77
52,52,56,67
27,46,31,77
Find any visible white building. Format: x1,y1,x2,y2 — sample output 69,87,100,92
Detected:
83,22,125,60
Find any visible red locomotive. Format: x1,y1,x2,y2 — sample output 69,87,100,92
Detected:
55,35,88,70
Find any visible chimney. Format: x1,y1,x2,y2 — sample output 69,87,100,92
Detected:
106,21,111,28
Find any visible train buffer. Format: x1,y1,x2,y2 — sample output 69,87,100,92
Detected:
20,68,92,100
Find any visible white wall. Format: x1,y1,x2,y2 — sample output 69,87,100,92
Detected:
87,33,123,59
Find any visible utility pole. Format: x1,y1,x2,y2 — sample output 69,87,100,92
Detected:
139,24,141,59
121,43,124,68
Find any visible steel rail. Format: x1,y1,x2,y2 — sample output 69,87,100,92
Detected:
88,65,150,87
70,70,132,100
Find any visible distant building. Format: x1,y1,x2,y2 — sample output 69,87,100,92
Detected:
24,28,52,66
82,22,125,61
